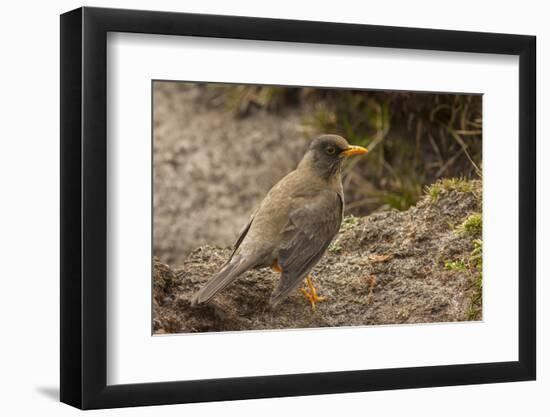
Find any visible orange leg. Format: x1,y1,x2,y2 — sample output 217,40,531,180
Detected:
300,275,327,311
271,260,282,273
272,262,326,311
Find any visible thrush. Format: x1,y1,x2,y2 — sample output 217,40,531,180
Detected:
192,134,368,310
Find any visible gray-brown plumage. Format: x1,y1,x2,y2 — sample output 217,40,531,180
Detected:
192,134,368,308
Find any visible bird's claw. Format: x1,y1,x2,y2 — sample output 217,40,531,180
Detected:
300,275,327,311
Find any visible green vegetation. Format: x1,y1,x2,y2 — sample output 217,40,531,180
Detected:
328,240,343,254
443,238,482,321
456,213,482,237
207,85,482,213
340,214,360,232
467,239,483,320
444,259,467,272
426,177,476,201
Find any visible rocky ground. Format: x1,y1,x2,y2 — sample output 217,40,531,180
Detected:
153,179,483,333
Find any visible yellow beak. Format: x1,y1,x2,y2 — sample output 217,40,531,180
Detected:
341,145,369,157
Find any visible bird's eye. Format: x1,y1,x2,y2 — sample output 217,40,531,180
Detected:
326,146,336,155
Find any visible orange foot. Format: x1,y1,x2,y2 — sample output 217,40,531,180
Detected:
300,275,327,311
271,260,282,273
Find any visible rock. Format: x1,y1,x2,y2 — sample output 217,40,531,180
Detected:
153,180,482,333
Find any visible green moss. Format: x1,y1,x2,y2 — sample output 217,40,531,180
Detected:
466,239,483,320
443,239,482,321
426,178,475,201
456,213,482,237
340,214,360,232
444,259,467,272
427,185,442,201
328,240,343,254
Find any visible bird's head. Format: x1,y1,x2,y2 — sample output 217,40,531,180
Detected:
298,134,368,179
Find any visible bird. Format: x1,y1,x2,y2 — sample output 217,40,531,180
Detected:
192,134,368,310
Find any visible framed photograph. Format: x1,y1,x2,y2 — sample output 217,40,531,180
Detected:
60,6,536,409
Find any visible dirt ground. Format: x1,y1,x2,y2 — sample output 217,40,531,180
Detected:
153,180,482,333
153,82,310,265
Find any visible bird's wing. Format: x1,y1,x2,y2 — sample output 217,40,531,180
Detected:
270,190,343,305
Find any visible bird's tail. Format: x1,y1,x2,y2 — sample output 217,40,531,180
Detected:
191,255,251,306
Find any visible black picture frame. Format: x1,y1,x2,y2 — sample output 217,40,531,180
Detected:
60,6,536,410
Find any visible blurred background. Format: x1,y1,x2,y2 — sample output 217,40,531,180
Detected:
154,81,482,265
